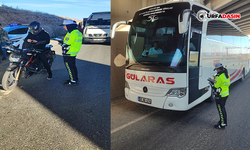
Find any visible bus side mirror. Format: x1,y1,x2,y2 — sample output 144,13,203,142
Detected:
111,21,128,38
178,9,192,34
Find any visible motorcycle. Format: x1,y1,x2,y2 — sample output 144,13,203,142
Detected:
1,41,56,91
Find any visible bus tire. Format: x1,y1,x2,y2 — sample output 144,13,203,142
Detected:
207,88,216,102
240,68,245,82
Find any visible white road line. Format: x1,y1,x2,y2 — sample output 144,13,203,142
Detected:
111,109,161,134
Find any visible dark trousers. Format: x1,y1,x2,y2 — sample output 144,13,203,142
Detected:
38,51,52,76
63,55,78,81
215,96,228,126
1,42,7,58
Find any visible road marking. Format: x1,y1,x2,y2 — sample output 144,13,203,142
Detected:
111,109,161,134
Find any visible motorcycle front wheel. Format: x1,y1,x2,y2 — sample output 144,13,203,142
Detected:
2,68,19,91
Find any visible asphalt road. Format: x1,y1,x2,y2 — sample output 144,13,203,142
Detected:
0,40,110,150
111,74,250,150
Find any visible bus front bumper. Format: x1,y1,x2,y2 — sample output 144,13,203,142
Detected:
125,88,189,111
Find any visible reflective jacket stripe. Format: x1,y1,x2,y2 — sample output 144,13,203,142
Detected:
220,91,229,96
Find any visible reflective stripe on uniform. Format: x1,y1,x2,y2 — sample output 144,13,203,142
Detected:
217,104,225,125
68,52,78,55
220,91,229,96
65,62,73,81
75,39,82,42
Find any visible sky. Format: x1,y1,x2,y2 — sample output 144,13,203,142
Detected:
1,0,110,20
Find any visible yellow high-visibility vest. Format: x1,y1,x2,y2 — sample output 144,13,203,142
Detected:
63,29,83,56
214,73,230,97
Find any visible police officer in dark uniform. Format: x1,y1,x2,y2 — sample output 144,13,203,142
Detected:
60,19,83,85
24,21,52,80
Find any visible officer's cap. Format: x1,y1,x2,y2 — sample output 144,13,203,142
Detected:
214,62,223,71
60,20,77,26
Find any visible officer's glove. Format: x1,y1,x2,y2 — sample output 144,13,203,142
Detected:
62,43,70,55
216,87,221,93
62,43,70,49
213,87,221,99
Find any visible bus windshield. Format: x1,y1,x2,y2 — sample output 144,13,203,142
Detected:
127,3,190,72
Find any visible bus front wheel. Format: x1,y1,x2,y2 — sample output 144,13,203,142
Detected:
240,68,245,82
207,88,216,102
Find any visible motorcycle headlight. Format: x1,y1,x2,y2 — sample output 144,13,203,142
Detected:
9,53,21,62
5,45,15,52
167,88,186,98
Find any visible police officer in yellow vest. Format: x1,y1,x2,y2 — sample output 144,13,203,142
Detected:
213,62,230,129
61,20,83,85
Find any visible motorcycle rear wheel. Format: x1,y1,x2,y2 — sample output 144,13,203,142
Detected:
2,68,19,91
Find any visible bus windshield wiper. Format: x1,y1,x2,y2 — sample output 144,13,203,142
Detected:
142,62,176,72
126,62,141,69
141,62,167,67
152,62,166,67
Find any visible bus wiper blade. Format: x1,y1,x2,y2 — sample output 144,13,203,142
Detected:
143,62,166,67
126,62,141,69
146,62,176,72
152,62,166,67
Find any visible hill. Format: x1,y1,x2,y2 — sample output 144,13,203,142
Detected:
0,5,82,38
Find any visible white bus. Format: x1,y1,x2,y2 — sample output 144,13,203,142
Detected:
112,1,250,111
83,12,110,43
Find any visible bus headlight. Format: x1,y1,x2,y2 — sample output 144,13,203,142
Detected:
167,88,186,98
125,80,130,89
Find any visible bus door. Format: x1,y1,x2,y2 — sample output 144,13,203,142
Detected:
188,15,206,104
